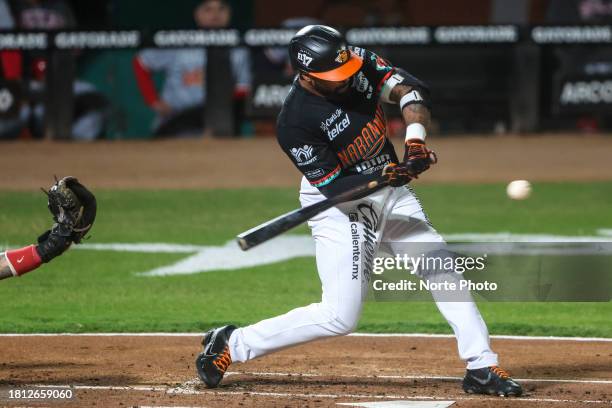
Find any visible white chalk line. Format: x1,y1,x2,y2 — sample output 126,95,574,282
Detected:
6,231,612,275
6,231,612,277
139,406,205,408
350,333,612,342
222,371,612,385
1,332,611,342
69,232,612,277
31,382,612,405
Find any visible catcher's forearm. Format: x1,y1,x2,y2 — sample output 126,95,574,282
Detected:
0,246,43,281
0,254,13,280
0,177,96,282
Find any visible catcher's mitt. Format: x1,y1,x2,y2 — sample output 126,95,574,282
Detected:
46,176,97,244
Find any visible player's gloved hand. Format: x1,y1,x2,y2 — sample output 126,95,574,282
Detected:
36,176,97,263
403,139,437,176
383,162,416,187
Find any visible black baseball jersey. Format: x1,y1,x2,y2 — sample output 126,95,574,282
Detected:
277,48,424,195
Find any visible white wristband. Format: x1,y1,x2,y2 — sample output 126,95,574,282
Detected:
405,123,427,142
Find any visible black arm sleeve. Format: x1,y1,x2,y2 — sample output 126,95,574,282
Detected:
392,68,431,98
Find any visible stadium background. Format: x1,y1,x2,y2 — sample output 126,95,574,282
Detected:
0,0,611,406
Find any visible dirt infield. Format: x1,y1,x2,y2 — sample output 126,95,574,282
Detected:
0,334,610,407
0,133,611,190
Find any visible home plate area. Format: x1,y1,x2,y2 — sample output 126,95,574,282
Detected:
0,334,610,407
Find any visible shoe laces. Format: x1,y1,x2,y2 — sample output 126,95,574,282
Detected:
213,345,232,373
490,365,510,379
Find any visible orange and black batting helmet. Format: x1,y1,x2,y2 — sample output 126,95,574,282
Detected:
288,25,363,82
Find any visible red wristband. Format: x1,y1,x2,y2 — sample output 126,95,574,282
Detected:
5,245,42,276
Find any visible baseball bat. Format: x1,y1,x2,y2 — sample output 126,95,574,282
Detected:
237,175,390,251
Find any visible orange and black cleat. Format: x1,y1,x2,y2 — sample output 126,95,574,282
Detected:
195,325,236,388
463,365,523,397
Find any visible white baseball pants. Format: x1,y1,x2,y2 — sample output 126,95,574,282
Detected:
229,177,498,370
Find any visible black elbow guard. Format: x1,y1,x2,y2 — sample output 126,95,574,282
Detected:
396,68,430,93
381,68,432,110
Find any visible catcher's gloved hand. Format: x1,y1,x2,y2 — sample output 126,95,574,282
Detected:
403,139,438,176
36,177,97,263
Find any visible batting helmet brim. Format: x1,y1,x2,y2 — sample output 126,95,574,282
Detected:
308,51,363,82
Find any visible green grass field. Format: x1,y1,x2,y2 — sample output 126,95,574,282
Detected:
0,181,611,336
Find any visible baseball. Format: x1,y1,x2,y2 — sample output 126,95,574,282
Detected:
506,180,532,200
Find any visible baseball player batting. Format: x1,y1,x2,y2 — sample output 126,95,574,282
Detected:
196,25,522,397
0,177,96,281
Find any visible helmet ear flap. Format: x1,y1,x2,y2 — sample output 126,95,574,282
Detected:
288,41,299,71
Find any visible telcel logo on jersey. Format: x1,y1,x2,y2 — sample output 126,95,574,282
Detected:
321,109,351,141
327,114,351,141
